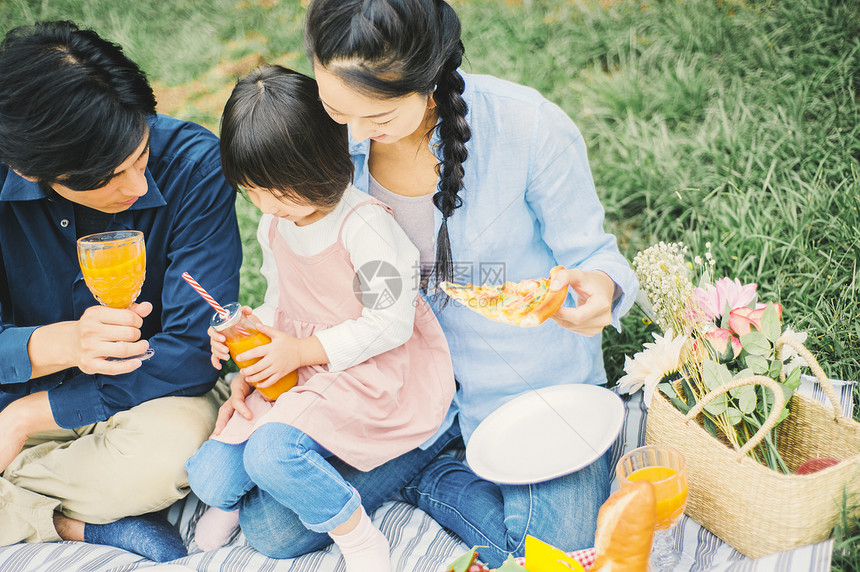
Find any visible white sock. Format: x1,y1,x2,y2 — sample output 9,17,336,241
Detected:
328,507,391,572
194,507,240,551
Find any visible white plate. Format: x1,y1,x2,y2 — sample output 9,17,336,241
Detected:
466,384,625,484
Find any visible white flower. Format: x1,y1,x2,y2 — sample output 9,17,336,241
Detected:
617,329,687,407
780,327,809,374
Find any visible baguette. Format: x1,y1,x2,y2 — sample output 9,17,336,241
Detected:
591,482,657,572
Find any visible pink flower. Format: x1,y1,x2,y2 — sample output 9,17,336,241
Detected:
704,328,742,358
728,304,783,336
692,278,759,319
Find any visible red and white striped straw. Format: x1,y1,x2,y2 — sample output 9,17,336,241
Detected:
182,272,229,319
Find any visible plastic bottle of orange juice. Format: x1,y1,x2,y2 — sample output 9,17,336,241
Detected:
210,302,298,401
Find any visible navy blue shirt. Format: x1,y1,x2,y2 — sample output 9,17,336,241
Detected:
0,115,242,428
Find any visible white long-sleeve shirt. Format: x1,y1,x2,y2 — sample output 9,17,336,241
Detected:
255,185,422,372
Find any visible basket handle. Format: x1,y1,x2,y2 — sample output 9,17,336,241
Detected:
775,334,844,420
683,376,785,460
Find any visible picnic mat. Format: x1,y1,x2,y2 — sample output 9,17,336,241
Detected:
0,374,850,572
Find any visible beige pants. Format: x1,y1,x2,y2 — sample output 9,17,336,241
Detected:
0,386,226,545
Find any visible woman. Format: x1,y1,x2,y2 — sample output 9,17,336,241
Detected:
228,0,638,566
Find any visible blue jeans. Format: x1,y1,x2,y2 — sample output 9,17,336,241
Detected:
186,423,361,533
235,421,463,558
232,419,609,567
401,426,610,568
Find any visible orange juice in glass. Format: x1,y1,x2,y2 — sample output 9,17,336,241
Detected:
617,445,688,571
77,231,146,309
77,230,153,361
211,302,298,401
624,465,688,529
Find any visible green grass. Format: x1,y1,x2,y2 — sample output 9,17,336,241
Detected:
2,0,858,566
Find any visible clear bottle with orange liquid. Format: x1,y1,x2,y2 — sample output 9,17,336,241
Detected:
211,302,298,401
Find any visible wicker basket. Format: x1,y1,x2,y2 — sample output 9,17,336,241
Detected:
645,336,860,558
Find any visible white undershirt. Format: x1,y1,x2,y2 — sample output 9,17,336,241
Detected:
255,185,422,371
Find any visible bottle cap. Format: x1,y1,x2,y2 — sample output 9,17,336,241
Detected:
210,301,242,331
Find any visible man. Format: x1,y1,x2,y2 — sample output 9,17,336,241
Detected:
0,21,242,561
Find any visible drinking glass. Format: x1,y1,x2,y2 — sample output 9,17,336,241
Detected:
76,230,154,361
616,445,688,571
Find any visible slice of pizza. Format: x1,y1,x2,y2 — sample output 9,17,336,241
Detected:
440,265,567,327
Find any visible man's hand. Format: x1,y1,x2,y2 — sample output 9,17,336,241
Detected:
28,302,152,378
73,302,153,374
211,373,254,438
0,392,59,472
548,269,618,336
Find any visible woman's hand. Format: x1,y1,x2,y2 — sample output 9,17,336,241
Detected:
210,373,254,437
548,268,618,336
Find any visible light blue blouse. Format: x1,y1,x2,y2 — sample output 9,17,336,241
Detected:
349,71,639,444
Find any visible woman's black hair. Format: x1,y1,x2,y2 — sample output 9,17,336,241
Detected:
220,66,353,210
305,0,471,288
0,21,156,191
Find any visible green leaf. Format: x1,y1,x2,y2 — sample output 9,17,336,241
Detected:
756,385,776,416
735,385,758,414
724,406,743,425
761,303,782,342
658,382,678,399
744,355,769,374
704,394,729,415
703,416,719,438
768,359,783,379
702,359,732,390
681,377,697,407
445,548,480,572
740,332,771,356
669,397,691,414
495,555,527,571
729,368,755,394
784,368,802,390
719,310,730,329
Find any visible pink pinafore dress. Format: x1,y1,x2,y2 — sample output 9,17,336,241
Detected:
215,200,455,471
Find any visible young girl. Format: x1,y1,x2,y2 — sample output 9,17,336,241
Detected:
229,1,640,568
184,66,455,572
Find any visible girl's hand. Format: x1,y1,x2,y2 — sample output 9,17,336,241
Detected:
236,323,303,388
208,306,260,369
548,268,618,337
208,326,230,369
210,373,254,437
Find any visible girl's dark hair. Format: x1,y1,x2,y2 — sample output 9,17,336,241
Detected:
220,65,353,210
0,20,156,190
305,0,471,287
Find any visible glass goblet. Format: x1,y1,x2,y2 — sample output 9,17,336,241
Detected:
76,230,154,361
616,444,688,571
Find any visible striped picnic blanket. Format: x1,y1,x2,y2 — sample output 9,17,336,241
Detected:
0,375,849,571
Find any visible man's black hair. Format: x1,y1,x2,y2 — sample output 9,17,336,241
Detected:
0,21,157,190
